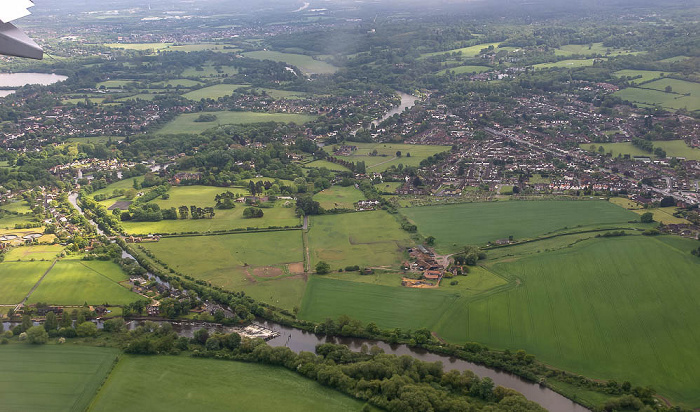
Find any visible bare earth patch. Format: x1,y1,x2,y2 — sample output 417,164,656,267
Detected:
288,262,304,274
253,266,285,278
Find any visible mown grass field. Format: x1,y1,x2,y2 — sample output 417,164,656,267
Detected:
151,79,203,88
181,63,239,79
0,261,52,304
27,260,145,306
401,200,639,253
158,112,317,134
3,245,64,261
436,236,700,407
613,70,667,85
554,43,642,57
421,42,503,58
88,355,370,412
141,231,304,310
631,207,688,224
308,211,411,270
304,159,352,172
182,84,249,100
313,185,365,209
580,140,700,160
323,143,450,172
615,79,700,111
533,59,602,69
437,65,490,75
0,345,119,412
242,51,338,75
104,43,173,51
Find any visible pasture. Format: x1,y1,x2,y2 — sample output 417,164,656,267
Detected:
307,211,411,270
304,160,351,172
27,259,144,306
554,43,642,57
182,84,249,100
421,42,503,58
313,185,365,210
3,245,64,261
151,79,203,88
324,143,450,172
242,51,338,75
437,65,491,75
104,43,173,51
88,356,369,412
631,207,687,224
0,345,119,412
157,112,317,134
614,80,700,111
400,200,638,253
0,261,52,304
533,59,601,70
181,63,239,79
613,70,667,85
580,140,700,160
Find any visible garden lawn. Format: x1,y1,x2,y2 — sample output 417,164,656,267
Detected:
401,200,638,253
88,355,369,412
242,51,338,75
434,236,700,408
157,112,317,134
308,211,411,270
26,260,145,306
0,261,52,304
0,345,119,412
313,185,365,209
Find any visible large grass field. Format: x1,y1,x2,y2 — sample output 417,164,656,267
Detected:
401,200,639,253
313,185,365,210
88,355,370,412
613,70,667,85
27,259,145,306
614,78,700,111
242,51,338,75
181,63,239,79
437,65,491,75
141,231,305,310
580,139,700,160
323,143,450,172
554,43,643,57
308,211,412,270
4,245,64,261
436,236,700,407
0,261,52,304
304,159,352,172
533,58,602,70
182,84,249,100
0,345,119,412
421,42,503,58
157,112,317,134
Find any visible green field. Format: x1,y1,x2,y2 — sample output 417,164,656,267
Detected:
66,136,119,144
183,84,249,100
1,345,119,412
659,55,691,63
308,211,411,270
533,59,602,69
255,88,312,99
554,43,643,57
88,355,369,412
4,245,64,261
0,261,52,304
181,63,239,79
401,200,638,253
242,51,338,75
437,236,700,407
613,70,667,85
580,139,700,160
421,42,503,58
614,78,700,111
304,159,352,172
104,43,173,51
313,185,365,209
27,259,145,306
151,79,203,88
158,112,317,134
97,80,136,89
437,65,491,75
324,143,450,172
142,231,304,310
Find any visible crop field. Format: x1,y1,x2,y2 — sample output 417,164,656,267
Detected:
1,345,119,412
421,42,503,58
323,143,450,172
437,65,491,75
88,355,369,412
308,211,411,270
554,43,643,57
401,200,638,253
158,112,317,134
533,58,602,69
304,159,351,172
435,236,700,407
313,185,365,210
26,259,145,306
182,84,249,100
613,70,667,85
242,51,338,75
4,245,64,261
0,261,52,304
580,140,700,160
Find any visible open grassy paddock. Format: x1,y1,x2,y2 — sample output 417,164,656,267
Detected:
181,63,239,79
304,159,352,172
421,42,503,58
182,84,249,100
437,65,491,75
324,143,451,172
308,211,412,270
614,78,700,111
580,139,700,160
26,259,145,306
141,231,305,310
3,245,64,261
401,200,638,253
613,70,667,85
0,345,119,412
157,111,317,134
313,185,365,210
0,261,53,304
88,355,370,412
242,51,338,75
533,59,602,70
554,43,642,57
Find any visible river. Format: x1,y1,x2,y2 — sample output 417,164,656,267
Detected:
372,91,421,127
0,73,68,97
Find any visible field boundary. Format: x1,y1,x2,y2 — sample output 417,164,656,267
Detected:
21,259,58,305
153,226,303,238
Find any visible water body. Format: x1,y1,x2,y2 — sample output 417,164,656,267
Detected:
372,91,421,127
0,73,68,97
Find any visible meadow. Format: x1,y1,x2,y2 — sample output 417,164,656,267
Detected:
421,42,503,58
307,211,412,270
533,59,602,70
323,143,451,172
27,259,145,306
182,84,249,100
104,43,174,51
400,200,639,253
0,345,119,412
613,70,667,85
181,63,239,79
88,356,370,412
580,139,700,160
3,245,64,261
614,79,700,111
0,261,52,304
313,185,365,209
242,51,338,75
304,159,352,172
141,231,304,310
157,112,317,134
437,65,491,75
151,79,203,88
554,43,642,57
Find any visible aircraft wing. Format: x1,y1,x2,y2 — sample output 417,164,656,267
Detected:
0,0,43,60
